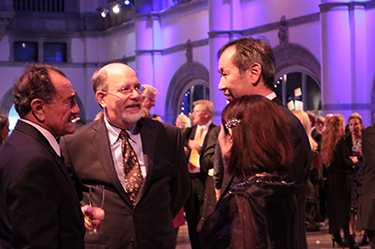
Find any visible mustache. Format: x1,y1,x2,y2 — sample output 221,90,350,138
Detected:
124,101,142,109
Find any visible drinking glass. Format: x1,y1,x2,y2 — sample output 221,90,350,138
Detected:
88,185,105,233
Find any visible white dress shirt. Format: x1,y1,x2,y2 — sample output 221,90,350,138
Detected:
104,118,146,192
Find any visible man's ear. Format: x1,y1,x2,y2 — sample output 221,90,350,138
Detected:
30,98,45,122
249,63,262,85
96,91,107,108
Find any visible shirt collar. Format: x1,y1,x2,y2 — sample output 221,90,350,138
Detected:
198,121,212,131
265,92,277,100
20,119,61,156
104,117,138,145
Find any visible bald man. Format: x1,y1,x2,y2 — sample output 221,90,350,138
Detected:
61,63,190,249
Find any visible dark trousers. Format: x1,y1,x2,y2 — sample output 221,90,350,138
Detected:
184,173,205,249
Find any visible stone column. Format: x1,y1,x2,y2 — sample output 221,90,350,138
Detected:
320,1,368,123
208,0,242,124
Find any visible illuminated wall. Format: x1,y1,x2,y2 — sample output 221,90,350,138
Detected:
0,0,374,127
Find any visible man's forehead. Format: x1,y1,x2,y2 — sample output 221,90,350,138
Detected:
219,47,236,68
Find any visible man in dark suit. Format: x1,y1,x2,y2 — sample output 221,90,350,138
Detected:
216,37,311,249
0,64,103,249
183,100,216,249
358,124,375,248
61,63,190,249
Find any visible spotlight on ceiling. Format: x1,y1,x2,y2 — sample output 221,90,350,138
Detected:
113,4,120,13
124,0,130,5
101,8,109,18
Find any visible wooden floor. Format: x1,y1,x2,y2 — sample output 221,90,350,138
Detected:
176,220,371,249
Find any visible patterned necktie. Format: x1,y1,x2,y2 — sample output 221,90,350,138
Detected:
189,126,203,171
120,130,144,206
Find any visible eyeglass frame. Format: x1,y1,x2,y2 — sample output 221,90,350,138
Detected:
104,85,145,95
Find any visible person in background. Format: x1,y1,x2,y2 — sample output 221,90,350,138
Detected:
323,114,333,133
321,114,359,249
176,114,190,134
294,110,320,232
142,84,157,112
345,113,368,245
152,113,162,122
61,63,190,249
0,64,104,249
172,113,191,239
0,114,10,145
184,100,216,249
200,95,299,249
316,116,325,133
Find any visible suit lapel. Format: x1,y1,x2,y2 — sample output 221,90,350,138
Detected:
136,119,157,206
15,121,78,197
91,119,132,206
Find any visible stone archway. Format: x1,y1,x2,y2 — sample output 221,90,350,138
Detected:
164,62,209,124
274,43,321,85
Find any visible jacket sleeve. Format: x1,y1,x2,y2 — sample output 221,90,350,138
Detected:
170,128,191,218
363,125,375,172
8,157,61,249
335,137,354,171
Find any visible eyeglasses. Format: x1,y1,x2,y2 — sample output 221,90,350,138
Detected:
106,85,145,95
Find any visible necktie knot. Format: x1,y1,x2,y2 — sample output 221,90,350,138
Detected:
120,130,129,140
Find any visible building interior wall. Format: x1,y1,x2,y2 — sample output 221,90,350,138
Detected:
0,0,374,128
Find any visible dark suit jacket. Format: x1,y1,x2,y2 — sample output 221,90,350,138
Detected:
220,96,310,249
357,125,375,231
61,117,190,249
0,120,85,249
184,123,217,177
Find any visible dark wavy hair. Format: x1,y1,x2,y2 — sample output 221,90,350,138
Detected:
13,64,66,117
218,37,275,90
221,95,293,178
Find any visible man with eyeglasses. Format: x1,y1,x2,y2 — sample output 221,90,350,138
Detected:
142,84,158,112
60,63,191,249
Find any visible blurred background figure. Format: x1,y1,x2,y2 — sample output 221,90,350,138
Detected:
175,114,190,134
201,95,298,249
345,113,368,246
152,113,162,122
142,84,158,112
0,114,9,145
184,100,216,249
323,114,333,132
316,116,325,133
173,113,191,239
321,114,359,249
294,110,320,232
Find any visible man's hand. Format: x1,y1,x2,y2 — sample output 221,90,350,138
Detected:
81,205,105,232
188,140,201,152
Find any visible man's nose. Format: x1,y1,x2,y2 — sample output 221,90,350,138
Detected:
218,79,226,91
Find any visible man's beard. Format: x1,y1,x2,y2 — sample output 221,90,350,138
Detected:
122,108,142,124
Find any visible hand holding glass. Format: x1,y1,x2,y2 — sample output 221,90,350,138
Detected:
88,185,105,234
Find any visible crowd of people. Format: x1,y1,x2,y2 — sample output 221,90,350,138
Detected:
0,36,375,249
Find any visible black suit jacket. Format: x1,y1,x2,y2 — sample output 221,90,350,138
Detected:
61,117,190,249
358,125,375,231
220,96,310,249
184,123,217,176
0,120,85,249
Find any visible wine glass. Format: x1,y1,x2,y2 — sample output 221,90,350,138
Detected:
88,185,105,234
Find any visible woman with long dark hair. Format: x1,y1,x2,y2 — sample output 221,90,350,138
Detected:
200,95,299,248
321,114,359,249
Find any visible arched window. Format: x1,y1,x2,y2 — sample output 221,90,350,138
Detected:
179,81,210,116
274,71,321,112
